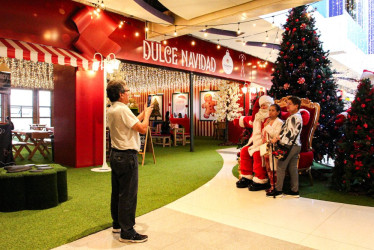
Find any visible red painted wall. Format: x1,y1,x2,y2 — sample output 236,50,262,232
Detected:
53,65,104,168
75,69,104,168
53,65,76,166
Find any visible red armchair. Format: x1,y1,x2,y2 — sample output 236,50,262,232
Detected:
275,97,321,185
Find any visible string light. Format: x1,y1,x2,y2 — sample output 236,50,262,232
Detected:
174,25,177,36
135,32,139,37
237,22,241,35
217,40,221,49
163,35,167,44
145,21,149,32
204,26,208,37
191,40,196,46
266,31,269,40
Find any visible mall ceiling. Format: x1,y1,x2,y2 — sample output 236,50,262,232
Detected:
76,0,318,61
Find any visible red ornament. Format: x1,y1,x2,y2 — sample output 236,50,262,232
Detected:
322,114,325,118
283,83,290,90
331,110,335,114
350,154,354,158
322,80,326,84
286,27,290,31
361,104,366,108
314,31,317,34
292,28,297,32
322,56,326,59
280,51,284,55
298,56,302,60
344,160,347,164
357,97,361,101
286,41,290,45
364,123,368,128
317,75,321,79
316,58,320,62
322,99,326,102
297,77,305,84
290,63,294,67
296,19,299,22
301,37,306,42
318,90,322,94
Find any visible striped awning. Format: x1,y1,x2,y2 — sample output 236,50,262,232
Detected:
0,37,91,70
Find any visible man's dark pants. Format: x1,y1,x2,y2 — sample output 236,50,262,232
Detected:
110,149,138,238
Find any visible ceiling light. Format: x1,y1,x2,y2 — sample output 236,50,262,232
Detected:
237,23,241,35
174,26,177,36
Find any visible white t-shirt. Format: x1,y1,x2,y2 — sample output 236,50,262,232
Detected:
107,102,140,151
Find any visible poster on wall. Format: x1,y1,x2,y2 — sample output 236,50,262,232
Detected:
172,93,189,118
149,94,163,120
199,90,219,121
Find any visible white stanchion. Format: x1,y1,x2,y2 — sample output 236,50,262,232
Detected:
92,69,111,173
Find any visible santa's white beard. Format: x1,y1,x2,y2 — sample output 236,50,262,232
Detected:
255,108,269,122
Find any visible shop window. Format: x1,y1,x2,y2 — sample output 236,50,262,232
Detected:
10,89,33,130
39,90,51,127
345,0,357,21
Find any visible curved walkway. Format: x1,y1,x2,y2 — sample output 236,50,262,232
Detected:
56,148,374,249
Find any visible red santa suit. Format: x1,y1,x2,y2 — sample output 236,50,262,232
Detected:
236,95,274,190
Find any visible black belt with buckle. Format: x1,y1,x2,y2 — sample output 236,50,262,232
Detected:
111,148,138,154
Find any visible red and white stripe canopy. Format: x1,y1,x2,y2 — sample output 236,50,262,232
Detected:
0,37,91,70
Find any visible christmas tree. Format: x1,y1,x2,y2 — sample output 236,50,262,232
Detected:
333,78,374,194
268,5,344,161
151,98,161,119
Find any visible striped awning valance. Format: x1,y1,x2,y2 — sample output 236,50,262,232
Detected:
0,37,91,70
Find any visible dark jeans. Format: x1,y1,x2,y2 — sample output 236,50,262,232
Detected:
110,149,138,237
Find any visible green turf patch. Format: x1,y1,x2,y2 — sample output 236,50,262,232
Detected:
0,137,231,250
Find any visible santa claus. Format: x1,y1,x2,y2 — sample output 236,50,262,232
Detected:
236,95,274,191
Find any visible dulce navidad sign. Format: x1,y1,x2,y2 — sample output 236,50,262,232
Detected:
143,40,217,73
113,32,273,86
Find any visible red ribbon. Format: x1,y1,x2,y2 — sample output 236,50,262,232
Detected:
72,6,121,57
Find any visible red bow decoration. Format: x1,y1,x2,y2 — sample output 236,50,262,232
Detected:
72,6,121,57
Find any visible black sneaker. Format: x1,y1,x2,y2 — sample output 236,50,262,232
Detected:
119,233,148,243
236,177,252,188
284,190,300,198
266,190,283,198
249,182,270,191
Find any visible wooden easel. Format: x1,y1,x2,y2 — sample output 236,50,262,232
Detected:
139,126,156,166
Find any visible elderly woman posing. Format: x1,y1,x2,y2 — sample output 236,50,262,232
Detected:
262,104,283,192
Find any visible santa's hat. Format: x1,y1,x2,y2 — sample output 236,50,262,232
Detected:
361,70,374,82
259,95,274,106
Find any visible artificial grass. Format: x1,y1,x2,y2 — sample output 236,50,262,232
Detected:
232,162,374,207
0,137,231,250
